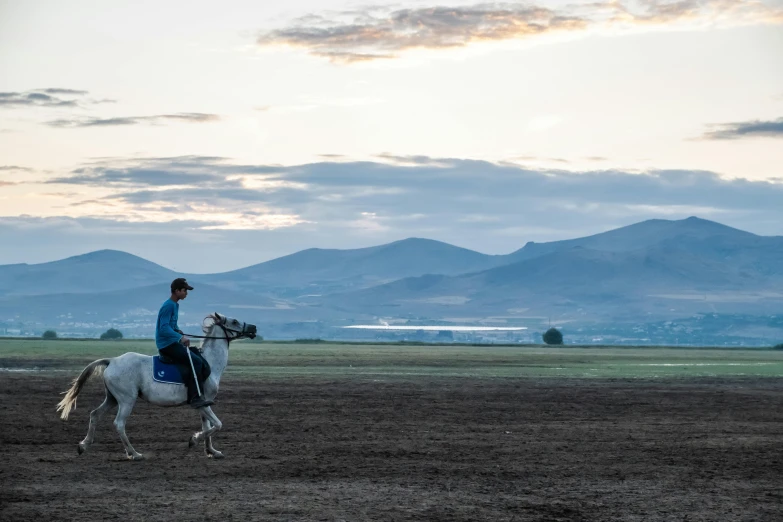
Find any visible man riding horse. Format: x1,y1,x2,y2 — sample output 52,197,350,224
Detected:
156,278,213,409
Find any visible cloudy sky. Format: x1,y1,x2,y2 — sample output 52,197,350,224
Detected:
1,0,781,273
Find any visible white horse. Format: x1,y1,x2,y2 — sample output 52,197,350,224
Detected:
56,313,257,460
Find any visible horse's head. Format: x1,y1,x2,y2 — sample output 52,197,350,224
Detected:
203,313,257,341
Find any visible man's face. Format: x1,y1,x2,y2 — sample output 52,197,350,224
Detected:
174,288,188,300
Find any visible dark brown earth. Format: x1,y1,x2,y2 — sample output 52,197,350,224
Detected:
1,373,782,521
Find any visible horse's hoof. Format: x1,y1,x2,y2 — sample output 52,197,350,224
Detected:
188,436,197,448
208,451,225,459
128,453,144,461
77,443,86,455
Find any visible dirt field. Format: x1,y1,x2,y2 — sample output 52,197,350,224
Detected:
1,372,782,521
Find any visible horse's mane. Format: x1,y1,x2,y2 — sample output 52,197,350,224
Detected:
201,313,219,334
198,313,221,349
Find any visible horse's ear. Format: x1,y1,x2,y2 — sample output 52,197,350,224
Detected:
215,312,224,324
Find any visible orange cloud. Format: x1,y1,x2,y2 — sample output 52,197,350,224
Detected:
257,0,783,62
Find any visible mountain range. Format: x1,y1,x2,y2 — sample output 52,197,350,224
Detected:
1,216,782,345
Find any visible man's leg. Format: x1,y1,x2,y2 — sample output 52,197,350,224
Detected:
159,342,199,402
195,350,211,381
189,348,211,381
183,349,214,408
187,349,214,401
187,349,205,395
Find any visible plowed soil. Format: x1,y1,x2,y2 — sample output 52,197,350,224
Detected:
1,373,782,521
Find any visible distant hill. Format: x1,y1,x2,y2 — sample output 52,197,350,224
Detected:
9,217,776,299
504,216,760,262
0,250,176,296
2,217,782,342
0,238,504,318
200,237,506,295
323,219,783,320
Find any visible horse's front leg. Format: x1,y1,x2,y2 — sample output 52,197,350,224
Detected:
198,411,225,459
204,419,223,459
188,407,223,457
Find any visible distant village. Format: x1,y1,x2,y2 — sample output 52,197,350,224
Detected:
2,312,780,347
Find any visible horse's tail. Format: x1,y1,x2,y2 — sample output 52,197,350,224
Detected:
56,359,111,420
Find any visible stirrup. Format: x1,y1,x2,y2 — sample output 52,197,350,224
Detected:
189,396,214,409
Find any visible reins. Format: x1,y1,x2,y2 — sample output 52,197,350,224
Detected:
183,322,251,345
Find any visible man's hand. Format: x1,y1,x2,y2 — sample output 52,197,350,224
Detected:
181,335,190,347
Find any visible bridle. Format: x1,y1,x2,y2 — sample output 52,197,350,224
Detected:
184,314,256,348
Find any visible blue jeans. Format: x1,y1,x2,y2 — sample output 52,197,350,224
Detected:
159,342,211,401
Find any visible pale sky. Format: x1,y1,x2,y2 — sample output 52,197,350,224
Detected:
1,0,782,272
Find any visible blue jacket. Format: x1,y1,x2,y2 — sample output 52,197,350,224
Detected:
155,298,183,349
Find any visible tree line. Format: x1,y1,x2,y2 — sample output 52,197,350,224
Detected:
42,328,123,340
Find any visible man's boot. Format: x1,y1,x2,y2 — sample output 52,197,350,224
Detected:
188,378,214,409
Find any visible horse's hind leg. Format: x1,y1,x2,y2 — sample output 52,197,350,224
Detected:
113,398,143,461
78,387,117,455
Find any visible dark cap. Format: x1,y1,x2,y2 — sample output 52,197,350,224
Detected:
171,278,194,292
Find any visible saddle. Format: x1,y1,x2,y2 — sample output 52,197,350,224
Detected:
152,355,187,385
152,354,212,385
158,353,177,365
